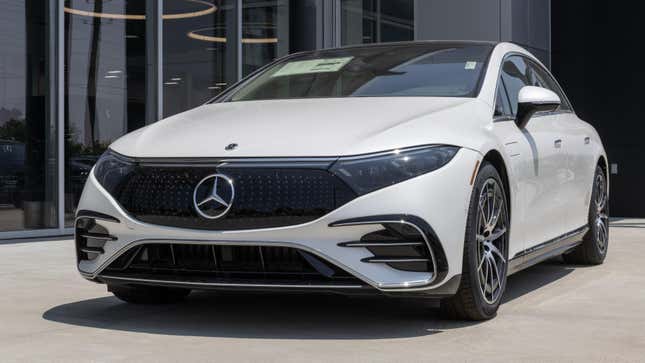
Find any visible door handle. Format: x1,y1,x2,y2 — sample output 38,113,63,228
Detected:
554,139,562,148
584,137,590,145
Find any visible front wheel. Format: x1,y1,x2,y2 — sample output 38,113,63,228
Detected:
440,162,509,320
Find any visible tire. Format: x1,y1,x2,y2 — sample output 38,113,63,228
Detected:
440,162,510,321
109,284,191,304
563,165,609,265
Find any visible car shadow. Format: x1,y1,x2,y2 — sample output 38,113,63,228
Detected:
42,259,575,340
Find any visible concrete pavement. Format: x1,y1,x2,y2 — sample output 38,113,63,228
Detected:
1,220,644,362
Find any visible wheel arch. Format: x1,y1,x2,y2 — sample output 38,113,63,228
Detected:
481,150,512,221
597,155,608,177
597,154,609,197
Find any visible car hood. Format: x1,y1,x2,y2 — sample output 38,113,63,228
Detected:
110,97,483,158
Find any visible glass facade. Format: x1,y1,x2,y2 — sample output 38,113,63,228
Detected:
341,0,414,45
163,0,237,117
0,0,416,238
0,1,58,232
64,0,153,226
242,0,290,76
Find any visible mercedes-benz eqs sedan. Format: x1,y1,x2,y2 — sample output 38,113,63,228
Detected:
75,41,609,320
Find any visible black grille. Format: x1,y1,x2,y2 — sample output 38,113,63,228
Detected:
103,243,363,286
112,166,356,230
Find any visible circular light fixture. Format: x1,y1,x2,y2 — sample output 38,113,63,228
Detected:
187,24,278,44
64,0,216,20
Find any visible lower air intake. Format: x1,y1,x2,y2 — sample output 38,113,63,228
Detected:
101,243,365,287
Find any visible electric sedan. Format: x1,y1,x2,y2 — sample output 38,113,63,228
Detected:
75,41,609,320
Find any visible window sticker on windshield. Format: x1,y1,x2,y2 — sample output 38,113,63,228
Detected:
272,57,354,77
465,61,477,70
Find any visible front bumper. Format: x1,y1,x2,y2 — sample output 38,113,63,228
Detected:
76,148,480,294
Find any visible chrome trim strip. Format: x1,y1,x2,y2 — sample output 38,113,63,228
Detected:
75,210,120,224
339,241,424,247
81,247,104,254
100,275,365,289
363,257,429,263
79,233,117,241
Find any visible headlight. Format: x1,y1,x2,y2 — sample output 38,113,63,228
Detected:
330,145,459,195
92,150,135,195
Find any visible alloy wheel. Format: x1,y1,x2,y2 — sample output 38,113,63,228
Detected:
594,173,609,253
475,178,508,305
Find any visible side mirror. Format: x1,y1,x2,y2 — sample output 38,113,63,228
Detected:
515,86,561,128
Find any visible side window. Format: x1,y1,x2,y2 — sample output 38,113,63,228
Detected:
494,78,512,117
527,61,572,111
500,56,530,115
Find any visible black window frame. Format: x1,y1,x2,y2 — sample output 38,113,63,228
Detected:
492,52,575,122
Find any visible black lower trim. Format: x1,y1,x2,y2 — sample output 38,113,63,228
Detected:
508,225,588,274
99,275,374,296
382,274,462,298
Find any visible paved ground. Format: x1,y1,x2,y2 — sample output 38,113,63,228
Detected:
1,220,644,362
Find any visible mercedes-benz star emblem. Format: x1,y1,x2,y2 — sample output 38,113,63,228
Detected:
193,174,235,219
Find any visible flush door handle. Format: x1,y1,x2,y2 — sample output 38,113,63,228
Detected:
554,139,562,148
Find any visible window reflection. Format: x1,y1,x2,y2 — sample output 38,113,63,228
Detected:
242,0,290,76
163,0,237,117
341,0,414,46
65,0,150,226
0,0,57,232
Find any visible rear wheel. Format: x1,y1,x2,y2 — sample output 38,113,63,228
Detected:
441,162,509,320
563,166,609,265
109,284,191,304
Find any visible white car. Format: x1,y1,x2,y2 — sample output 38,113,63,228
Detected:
76,41,609,320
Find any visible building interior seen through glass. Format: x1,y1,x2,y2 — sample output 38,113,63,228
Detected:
2,0,415,232
163,0,237,118
65,0,150,226
0,0,57,232
242,0,290,77
341,0,414,45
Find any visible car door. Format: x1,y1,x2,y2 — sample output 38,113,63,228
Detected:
496,55,569,252
529,62,596,231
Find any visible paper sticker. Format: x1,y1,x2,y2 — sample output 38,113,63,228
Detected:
465,61,477,70
272,57,354,77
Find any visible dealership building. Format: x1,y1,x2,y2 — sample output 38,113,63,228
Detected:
0,0,639,240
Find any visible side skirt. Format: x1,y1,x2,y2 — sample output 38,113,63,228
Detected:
508,225,588,275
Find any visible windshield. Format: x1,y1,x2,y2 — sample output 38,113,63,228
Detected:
226,43,493,102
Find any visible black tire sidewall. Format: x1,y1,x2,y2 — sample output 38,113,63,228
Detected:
464,163,509,318
586,166,609,261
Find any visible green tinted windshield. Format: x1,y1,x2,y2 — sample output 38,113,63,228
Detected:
227,43,493,102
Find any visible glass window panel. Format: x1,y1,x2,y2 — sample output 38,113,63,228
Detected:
163,0,237,117
341,0,414,46
64,0,152,226
242,0,290,77
0,0,57,232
